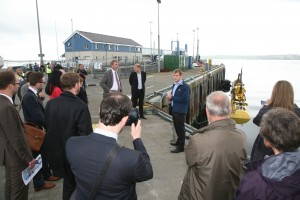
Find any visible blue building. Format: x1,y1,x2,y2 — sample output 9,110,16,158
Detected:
63,30,142,65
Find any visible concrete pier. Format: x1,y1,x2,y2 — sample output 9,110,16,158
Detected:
0,67,205,200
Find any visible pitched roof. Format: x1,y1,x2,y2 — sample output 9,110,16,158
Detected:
71,30,142,47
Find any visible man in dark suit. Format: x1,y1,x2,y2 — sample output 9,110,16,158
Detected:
45,72,93,200
129,63,147,119
22,72,58,191
0,71,35,200
100,59,122,98
66,93,153,200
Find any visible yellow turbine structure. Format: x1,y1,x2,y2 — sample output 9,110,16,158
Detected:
230,71,251,124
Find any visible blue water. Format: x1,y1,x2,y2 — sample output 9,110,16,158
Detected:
213,59,300,155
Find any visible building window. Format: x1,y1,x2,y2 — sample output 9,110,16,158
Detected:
94,44,98,50
115,46,119,51
67,42,71,47
129,46,131,51
84,44,88,49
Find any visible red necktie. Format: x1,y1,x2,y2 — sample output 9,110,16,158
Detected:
115,72,120,92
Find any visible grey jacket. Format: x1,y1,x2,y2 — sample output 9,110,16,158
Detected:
99,69,122,97
178,118,247,200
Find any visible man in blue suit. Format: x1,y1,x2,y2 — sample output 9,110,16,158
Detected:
166,69,190,153
22,72,59,192
66,93,153,200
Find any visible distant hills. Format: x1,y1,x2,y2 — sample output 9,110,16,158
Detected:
202,54,300,60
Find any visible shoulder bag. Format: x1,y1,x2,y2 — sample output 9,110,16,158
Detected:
23,122,46,151
18,93,46,151
70,144,122,200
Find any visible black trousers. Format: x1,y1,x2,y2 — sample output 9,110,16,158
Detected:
32,142,52,188
172,112,186,149
131,89,145,117
62,168,76,200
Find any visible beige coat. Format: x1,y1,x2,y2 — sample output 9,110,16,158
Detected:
178,118,247,200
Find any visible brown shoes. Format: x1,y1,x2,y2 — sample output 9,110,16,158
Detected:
46,175,60,181
34,176,59,192
34,183,56,192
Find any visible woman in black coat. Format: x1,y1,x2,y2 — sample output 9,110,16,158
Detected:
250,80,300,161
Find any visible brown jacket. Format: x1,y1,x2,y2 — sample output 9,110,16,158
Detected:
178,118,247,200
0,95,32,167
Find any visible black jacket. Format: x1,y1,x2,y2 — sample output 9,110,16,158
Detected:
129,71,146,94
251,104,300,161
45,91,93,177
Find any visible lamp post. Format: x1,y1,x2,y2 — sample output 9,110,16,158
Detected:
176,32,179,55
35,0,44,65
157,0,161,73
149,21,153,62
196,27,199,61
193,29,195,61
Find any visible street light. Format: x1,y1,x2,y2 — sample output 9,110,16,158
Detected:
149,21,153,62
193,29,195,61
35,0,44,65
196,27,199,61
157,0,161,73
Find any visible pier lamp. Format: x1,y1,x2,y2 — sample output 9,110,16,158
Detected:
193,29,195,61
35,0,44,65
157,0,161,72
149,21,153,61
196,27,199,60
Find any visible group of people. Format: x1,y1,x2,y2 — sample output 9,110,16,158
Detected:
1,60,300,200
100,60,147,119
175,79,300,200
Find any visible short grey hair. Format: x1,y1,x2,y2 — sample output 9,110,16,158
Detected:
206,91,230,116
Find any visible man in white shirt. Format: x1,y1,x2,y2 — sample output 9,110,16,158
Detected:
129,63,147,119
0,71,35,200
100,60,122,98
22,72,59,192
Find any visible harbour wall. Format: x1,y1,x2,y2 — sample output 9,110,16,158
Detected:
146,64,226,129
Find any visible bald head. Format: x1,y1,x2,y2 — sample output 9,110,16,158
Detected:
206,91,230,117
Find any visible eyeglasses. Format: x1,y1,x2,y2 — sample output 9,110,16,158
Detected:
39,81,46,84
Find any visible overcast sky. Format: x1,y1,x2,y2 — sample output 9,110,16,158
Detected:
1,0,300,60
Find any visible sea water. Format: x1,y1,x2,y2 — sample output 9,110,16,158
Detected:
214,59,300,155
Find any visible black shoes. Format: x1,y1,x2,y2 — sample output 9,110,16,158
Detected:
170,141,178,146
171,148,184,153
140,116,147,119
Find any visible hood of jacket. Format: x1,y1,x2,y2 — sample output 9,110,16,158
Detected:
259,151,300,197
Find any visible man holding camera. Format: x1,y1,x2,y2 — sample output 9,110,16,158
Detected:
66,93,153,199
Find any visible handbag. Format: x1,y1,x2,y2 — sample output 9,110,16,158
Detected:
23,122,46,151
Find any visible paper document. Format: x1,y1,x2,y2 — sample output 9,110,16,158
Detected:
22,154,42,185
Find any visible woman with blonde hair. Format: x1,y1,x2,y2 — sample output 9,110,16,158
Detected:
251,80,300,161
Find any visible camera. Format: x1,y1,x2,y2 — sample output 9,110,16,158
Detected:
125,108,139,126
